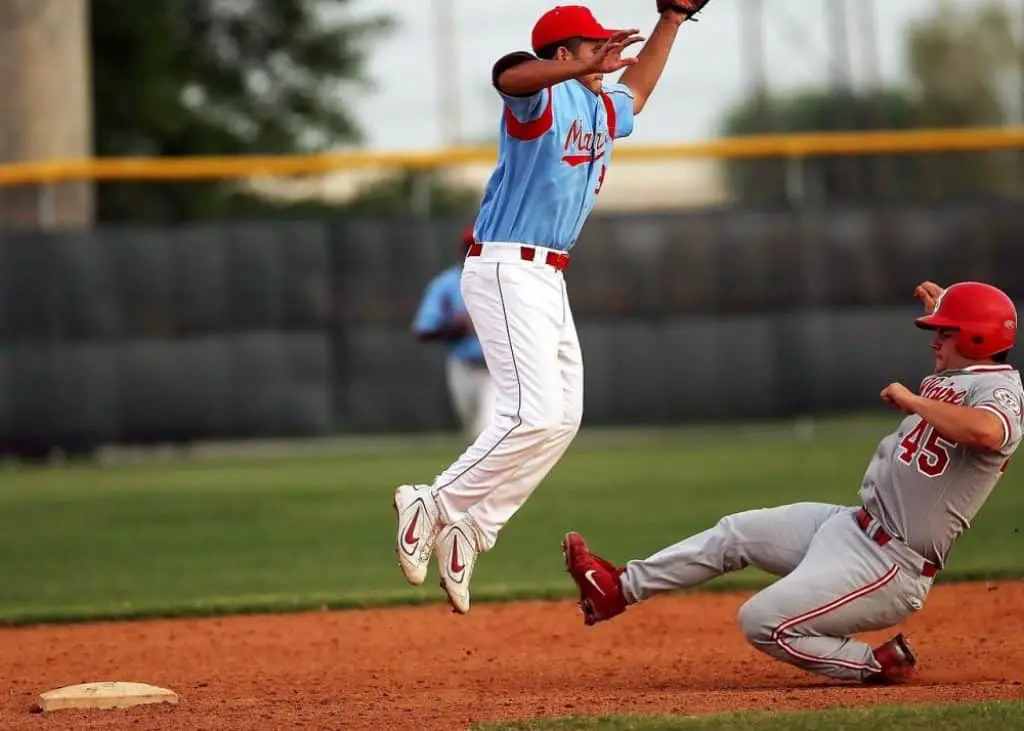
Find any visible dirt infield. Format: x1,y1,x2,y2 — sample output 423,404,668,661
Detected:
3,582,1023,731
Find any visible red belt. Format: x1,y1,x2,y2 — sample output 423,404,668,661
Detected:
855,507,938,578
466,243,570,272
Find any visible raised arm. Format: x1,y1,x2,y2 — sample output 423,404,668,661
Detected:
618,13,684,114
619,0,711,114
494,53,589,98
495,30,645,98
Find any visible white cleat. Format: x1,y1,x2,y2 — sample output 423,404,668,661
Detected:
393,484,443,586
436,520,481,615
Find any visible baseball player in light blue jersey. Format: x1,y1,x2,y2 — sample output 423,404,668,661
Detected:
394,1,713,613
412,226,495,439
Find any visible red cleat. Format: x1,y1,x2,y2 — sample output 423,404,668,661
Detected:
866,633,918,684
561,531,627,626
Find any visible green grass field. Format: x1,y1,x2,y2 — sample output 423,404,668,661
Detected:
1,414,1023,625
477,700,1024,730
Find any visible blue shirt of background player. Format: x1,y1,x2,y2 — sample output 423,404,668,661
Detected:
472,52,636,253
412,265,485,364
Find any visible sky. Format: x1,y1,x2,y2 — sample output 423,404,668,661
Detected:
341,0,1003,152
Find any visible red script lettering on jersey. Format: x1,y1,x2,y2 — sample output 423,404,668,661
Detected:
919,377,967,405
562,119,608,167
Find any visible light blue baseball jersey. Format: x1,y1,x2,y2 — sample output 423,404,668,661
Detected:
473,73,636,252
412,265,485,364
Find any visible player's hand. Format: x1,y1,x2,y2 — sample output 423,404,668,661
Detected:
453,313,475,334
880,382,920,415
914,281,944,314
658,0,713,21
585,30,646,74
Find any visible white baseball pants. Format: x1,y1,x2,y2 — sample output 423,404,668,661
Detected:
430,243,583,551
619,503,934,681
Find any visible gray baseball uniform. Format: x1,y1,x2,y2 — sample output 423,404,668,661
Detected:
619,364,1024,681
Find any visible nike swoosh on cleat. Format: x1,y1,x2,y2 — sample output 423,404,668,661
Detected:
450,537,466,574
583,569,606,596
402,506,421,550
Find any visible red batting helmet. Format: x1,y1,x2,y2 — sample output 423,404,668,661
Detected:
914,281,1018,359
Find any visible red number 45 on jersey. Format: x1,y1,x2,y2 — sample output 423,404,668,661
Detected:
897,420,955,477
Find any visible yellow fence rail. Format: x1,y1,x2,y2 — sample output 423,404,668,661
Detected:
1,126,1023,187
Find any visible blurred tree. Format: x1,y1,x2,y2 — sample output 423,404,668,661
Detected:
91,0,393,222
719,0,1023,205
720,88,918,205
903,0,1023,197
907,0,1020,127
340,171,482,216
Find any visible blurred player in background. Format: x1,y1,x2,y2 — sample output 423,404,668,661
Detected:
412,226,494,440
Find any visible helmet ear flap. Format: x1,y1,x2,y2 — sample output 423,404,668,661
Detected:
956,324,1007,359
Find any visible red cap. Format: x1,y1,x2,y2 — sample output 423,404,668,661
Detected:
531,6,615,55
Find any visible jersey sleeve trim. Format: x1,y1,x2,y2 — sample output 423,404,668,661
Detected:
977,403,1013,450
504,87,553,141
601,83,636,139
605,88,635,100
599,92,617,144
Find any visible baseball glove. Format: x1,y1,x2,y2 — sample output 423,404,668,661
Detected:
657,0,712,21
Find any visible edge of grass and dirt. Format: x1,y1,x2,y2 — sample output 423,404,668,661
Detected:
3,568,1021,627
475,700,1024,731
